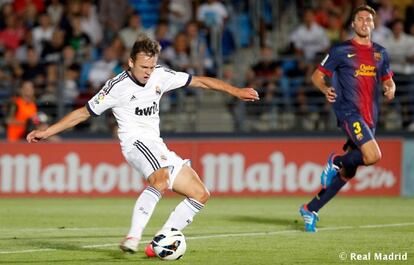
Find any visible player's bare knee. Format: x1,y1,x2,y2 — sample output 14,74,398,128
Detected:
148,168,170,193
151,181,168,193
193,187,210,204
364,152,382,165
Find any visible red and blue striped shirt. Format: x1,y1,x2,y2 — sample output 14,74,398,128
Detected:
318,39,393,128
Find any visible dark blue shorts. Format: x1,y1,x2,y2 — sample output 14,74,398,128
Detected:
340,114,375,147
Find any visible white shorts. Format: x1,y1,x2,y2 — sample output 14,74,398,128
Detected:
123,137,190,189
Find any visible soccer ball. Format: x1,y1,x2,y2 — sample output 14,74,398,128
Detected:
151,228,187,260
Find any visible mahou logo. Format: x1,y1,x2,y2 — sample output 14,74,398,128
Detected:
0,153,145,194
201,152,397,194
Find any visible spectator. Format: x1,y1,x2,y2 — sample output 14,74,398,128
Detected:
168,0,193,34
47,0,64,26
87,46,121,90
0,48,22,86
197,0,228,29
153,20,173,52
377,0,396,26
63,63,81,104
61,45,77,68
41,29,65,64
245,46,289,117
109,35,126,62
314,0,341,28
325,11,343,45
59,1,81,36
371,14,392,45
162,32,194,74
20,46,46,86
6,81,38,142
382,20,414,76
119,13,145,50
39,64,58,106
185,21,213,76
65,15,92,60
21,1,39,29
382,19,414,129
0,14,25,52
98,0,130,44
290,9,330,63
15,30,34,63
80,0,102,46
32,12,54,54
0,3,13,29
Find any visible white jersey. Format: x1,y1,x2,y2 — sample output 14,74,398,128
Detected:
87,66,191,149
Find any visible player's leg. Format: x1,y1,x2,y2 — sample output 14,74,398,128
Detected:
300,150,350,232
161,164,210,231
359,139,382,165
321,117,379,188
120,168,170,253
301,117,377,232
144,165,209,258
120,140,171,253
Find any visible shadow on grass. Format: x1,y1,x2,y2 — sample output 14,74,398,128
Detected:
0,240,160,264
226,215,304,231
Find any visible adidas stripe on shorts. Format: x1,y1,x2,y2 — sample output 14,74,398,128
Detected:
123,137,190,189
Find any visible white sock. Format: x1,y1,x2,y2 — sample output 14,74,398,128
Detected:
162,198,204,231
127,186,162,238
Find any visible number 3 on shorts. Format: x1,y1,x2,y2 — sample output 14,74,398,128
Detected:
353,121,361,135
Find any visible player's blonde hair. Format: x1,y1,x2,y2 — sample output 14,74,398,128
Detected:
130,34,161,61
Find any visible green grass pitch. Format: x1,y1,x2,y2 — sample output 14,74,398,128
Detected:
0,197,413,264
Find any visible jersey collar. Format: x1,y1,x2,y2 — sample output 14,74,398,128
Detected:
351,38,372,49
126,70,146,87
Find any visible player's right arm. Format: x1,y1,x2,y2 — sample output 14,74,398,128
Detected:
311,68,337,103
190,76,259,101
26,106,90,143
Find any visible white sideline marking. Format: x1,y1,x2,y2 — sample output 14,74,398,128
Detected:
1,222,414,254
0,227,125,232
0,248,57,254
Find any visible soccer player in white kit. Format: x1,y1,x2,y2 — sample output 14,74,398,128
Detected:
26,34,259,254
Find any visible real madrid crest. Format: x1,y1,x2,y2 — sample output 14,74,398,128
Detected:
155,86,161,95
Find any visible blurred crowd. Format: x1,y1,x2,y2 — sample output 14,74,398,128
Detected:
246,0,414,132
1,0,414,141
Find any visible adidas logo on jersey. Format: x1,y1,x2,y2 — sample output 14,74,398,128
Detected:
135,102,159,116
130,95,137,101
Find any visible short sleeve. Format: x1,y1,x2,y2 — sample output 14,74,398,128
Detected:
86,81,121,116
380,50,393,81
318,47,340,77
161,67,192,93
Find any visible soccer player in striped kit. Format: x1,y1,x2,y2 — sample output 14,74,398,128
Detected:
299,5,396,232
27,34,259,253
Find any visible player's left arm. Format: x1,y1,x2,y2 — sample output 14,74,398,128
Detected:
381,49,396,101
382,78,396,101
189,76,259,101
